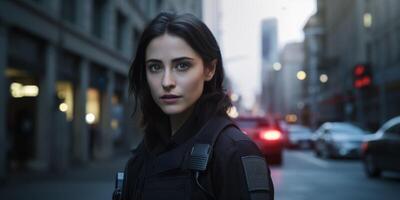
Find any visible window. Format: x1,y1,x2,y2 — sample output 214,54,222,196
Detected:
384,35,391,67
378,38,386,68
116,12,126,50
397,27,400,62
131,28,141,55
92,0,106,39
389,33,397,65
61,0,77,24
371,40,379,68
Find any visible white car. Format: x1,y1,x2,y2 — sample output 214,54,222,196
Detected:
286,124,313,149
313,122,369,158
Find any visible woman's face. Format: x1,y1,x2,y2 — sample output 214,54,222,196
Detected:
145,33,215,116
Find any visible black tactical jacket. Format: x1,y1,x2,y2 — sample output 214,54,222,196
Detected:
121,113,274,200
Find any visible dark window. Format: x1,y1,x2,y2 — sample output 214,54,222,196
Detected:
397,27,400,61
116,12,126,50
61,0,77,24
92,0,106,39
384,34,390,67
131,28,141,55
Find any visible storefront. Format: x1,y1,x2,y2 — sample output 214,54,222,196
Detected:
5,28,44,172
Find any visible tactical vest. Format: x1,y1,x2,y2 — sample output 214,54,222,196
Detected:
125,117,236,200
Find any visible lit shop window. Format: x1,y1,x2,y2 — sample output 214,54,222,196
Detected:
86,88,100,124
285,114,298,123
10,82,39,98
56,81,74,121
111,94,123,139
363,13,372,28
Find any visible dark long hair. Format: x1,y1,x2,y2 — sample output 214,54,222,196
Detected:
128,12,231,132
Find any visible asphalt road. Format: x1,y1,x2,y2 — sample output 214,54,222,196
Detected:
272,150,400,200
1,150,399,200
0,155,127,200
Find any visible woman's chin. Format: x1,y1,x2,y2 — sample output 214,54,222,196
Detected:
160,106,185,115
159,104,195,116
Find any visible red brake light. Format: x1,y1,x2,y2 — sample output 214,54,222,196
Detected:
260,130,281,141
361,142,368,153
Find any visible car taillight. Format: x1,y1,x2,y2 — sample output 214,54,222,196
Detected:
260,130,282,141
361,142,368,153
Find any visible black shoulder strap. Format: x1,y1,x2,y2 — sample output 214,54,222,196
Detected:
187,116,237,171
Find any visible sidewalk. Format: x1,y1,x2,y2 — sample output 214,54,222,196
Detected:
0,154,130,200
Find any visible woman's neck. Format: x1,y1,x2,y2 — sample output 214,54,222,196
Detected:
169,106,195,136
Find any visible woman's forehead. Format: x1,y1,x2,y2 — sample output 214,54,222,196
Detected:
145,34,200,61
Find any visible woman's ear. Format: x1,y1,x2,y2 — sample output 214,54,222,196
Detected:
204,59,217,81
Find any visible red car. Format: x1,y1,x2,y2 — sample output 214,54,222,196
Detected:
234,116,285,165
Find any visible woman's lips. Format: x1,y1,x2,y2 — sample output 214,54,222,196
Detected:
160,95,182,104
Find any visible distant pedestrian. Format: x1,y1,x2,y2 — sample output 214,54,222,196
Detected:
121,12,274,200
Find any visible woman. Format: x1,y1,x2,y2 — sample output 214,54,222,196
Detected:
121,12,274,200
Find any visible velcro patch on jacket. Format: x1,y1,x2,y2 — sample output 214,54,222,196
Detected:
241,156,270,192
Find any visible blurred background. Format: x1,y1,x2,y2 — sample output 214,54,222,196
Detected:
0,0,399,199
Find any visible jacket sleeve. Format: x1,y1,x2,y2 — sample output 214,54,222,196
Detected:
120,145,144,200
120,155,136,200
211,127,274,200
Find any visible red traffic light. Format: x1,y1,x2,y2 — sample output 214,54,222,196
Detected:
354,65,365,76
353,64,372,89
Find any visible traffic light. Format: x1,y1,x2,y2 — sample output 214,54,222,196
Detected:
353,64,372,89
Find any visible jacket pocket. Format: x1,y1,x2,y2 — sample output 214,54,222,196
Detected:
142,175,192,200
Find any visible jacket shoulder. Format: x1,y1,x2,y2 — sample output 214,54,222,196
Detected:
214,125,263,157
220,125,252,142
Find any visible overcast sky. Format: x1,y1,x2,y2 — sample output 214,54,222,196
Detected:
220,0,316,109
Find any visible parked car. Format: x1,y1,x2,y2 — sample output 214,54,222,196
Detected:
234,116,284,165
286,124,313,149
313,122,368,158
361,116,400,178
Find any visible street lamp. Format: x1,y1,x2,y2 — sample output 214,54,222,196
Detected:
297,70,307,80
86,113,96,124
272,62,282,71
320,74,328,83
230,93,239,102
59,103,68,112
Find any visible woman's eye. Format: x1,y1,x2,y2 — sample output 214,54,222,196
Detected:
175,63,190,71
148,64,162,72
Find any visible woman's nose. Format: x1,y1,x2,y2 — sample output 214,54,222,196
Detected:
161,70,175,90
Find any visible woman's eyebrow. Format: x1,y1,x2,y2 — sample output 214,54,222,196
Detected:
172,57,194,62
145,57,194,64
145,59,161,63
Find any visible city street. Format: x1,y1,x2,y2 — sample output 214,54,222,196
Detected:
273,150,400,200
1,0,399,199
0,154,128,200
1,150,400,200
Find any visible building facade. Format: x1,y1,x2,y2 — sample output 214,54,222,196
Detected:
260,18,279,116
279,42,305,123
303,13,324,129
0,0,202,179
302,0,400,130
